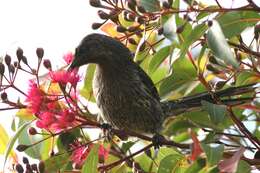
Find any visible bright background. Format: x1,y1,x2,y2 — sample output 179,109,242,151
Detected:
0,0,259,171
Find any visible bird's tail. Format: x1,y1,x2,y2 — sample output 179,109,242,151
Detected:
161,83,259,118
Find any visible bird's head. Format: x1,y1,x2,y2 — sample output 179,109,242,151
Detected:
69,33,132,70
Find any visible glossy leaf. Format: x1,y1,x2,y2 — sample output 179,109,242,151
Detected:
4,121,31,168
139,0,160,12
158,154,186,173
82,144,99,173
180,23,207,58
217,11,260,38
207,20,239,68
201,100,226,124
201,144,224,166
44,153,70,172
149,45,173,74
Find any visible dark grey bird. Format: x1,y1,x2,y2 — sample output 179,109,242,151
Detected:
69,33,257,135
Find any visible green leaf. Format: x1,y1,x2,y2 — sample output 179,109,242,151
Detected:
159,56,197,97
185,158,206,173
207,20,239,68
44,153,70,172
149,45,173,74
121,141,136,153
180,23,208,58
236,160,251,173
82,144,99,173
4,121,31,168
201,100,226,124
201,144,224,166
139,0,160,12
217,11,260,38
158,154,185,173
80,64,96,102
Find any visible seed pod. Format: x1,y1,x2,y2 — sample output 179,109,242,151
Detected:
28,127,37,135
208,20,213,27
9,65,15,74
23,157,29,164
162,1,171,9
0,63,5,75
89,0,101,7
127,26,139,32
4,54,11,66
126,0,136,11
21,56,28,65
137,5,146,13
15,164,24,173
92,22,103,30
36,48,44,59
98,10,110,19
16,47,24,61
254,150,260,159
31,164,38,171
116,26,127,33
17,144,29,152
43,59,52,70
176,24,185,33
1,92,7,101
215,81,226,90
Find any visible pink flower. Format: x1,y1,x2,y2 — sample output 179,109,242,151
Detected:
49,70,80,87
63,52,74,65
26,81,45,114
70,143,109,166
36,112,56,129
71,142,92,166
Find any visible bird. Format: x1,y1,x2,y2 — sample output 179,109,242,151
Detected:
69,33,257,136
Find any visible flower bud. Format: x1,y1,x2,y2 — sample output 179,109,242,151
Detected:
28,127,37,135
136,16,145,24
38,161,45,173
139,41,146,51
43,59,52,70
15,164,24,173
162,1,171,9
23,156,29,164
31,164,38,171
176,24,185,33
215,81,226,90
89,0,101,7
92,22,103,30
128,38,137,45
17,144,29,152
4,54,11,66
158,27,164,35
36,48,44,59
9,65,15,74
16,47,24,61
208,20,213,27
137,6,146,13
21,56,28,65
98,10,110,19
1,92,8,101
254,150,260,159
0,63,5,75
116,26,127,33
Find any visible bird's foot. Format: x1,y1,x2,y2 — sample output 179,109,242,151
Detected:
100,123,113,141
152,133,165,150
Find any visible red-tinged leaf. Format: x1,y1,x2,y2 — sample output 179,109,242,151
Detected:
239,105,260,112
189,131,203,161
100,22,123,38
218,147,246,173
